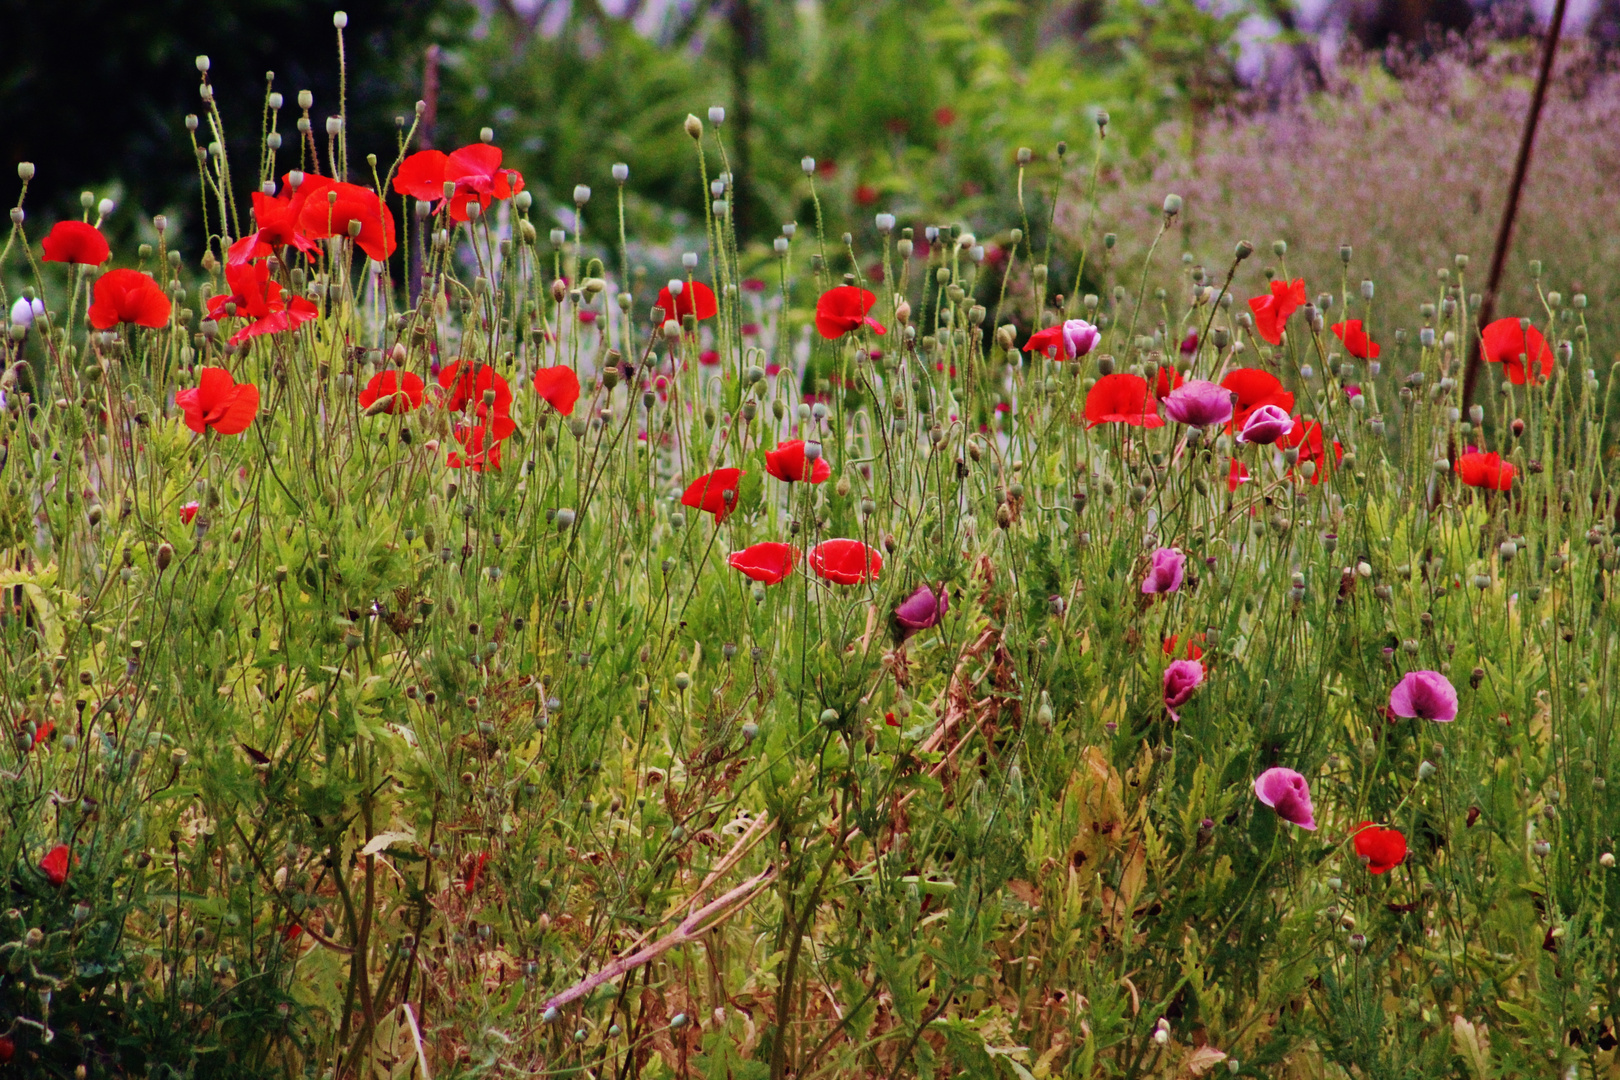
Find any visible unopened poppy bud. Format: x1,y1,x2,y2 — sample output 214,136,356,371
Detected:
555,508,576,529
1603,852,1616,867
1532,839,1551,856
685,113,704,139
1418,760,1437,780
1272,239,1287,256
895,300,911,325
1162,193,1182,217
156,542,174,572
1016,146,1033,166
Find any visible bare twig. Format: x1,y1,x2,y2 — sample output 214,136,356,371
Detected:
1461,0,1568,407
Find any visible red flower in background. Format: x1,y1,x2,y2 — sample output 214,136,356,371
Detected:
656,281,718,322
681,468,745,521
699,349,721,366
1455,450,1515,491
1330,319,1380,360
1352,822,1407,874
396,145,526,222
855,184,879,206
439,361,514,420
179,501,200,525
1481,318,1555,385
729,542,798,584
1162,634,1205,661
1248,277,1307,345
42,220,111,265
462,851,492,894
815,286,885,339
533,365,581,415
765,440,832,484
1221,368,1295,431
448,424,504,472
298,180,397,261
39,843,71,886
1282,419,1340,484
358,370,425,414
809,539,883,584
176,367,260,435
1228,458,1250,492
252,174,328,254
89,269,171,329
1084,373,1162,428
1154,364,1185,400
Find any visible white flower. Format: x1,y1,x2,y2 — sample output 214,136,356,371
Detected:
10,295,45,329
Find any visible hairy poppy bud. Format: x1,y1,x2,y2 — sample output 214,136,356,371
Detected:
684,114,704,139
155,542,174,572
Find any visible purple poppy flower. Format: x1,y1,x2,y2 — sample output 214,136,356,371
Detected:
1141,547,1185,595
1179,329,1199,357
895,583,949,636
1344,384,1362,399
1237,403,1293,445
1063,319,1101,360
1389,670,1458,722
1253,767,1317,830
1163,659,1204,720
1162,380,1235,427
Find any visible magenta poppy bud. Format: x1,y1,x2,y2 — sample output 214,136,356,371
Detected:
1388,670,1458,722
1253,767,1317,830
1162,379,1234,427
1062,319,1101,359
1162,659,1204,720
1236,403,1292,445
894,583,949,637
1141,547,1185,595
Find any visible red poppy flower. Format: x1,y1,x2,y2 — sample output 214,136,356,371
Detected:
359,370,425,414
699,349,721,366
1228,459,1250,492
458,851,492,894
1481,318,1555,385
533,365,581,415
815,286,885,339
809,539,883,584
1221,368,1295,431
234,296,319,345
89,268,171,329
393,148,450,201
656,280,719,323
439,361,514,420
935,106,957,126
0,1034,14,1063
39,843,71,886
298,180,397,261
1351,822,1407,874
765,439,832,484
1162,634,1205,661
741,278,767,293
179,501,200,525
1084,373,1163,428
1282,419,1341,485
448,424,504,472
1330,319,1380,360
251,177,326,254
444,145,525,221
1247,278,1307,345
176,367,260,435
1154,364,1185,400
1454,450,1515,491
681,468,745,521
42,220,111,265
855,184,879,206
728,542,798,584
282,922,305,943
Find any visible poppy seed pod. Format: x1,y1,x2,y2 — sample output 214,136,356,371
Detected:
612,163,629,183
708,106,725,124
333,10,347,27
18,161,36,181
1162,193,1182,217
801,156,815,175
573,185,591,205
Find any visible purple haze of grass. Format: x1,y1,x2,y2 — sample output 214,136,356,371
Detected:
895,583,948,635
1162,380,1235,427
1254,767,1317,830
1238,403,1293,445
1141,547,1185,595
1389,670,1459,721
1163,659,1204,720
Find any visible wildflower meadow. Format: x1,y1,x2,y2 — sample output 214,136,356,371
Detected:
1,13,1618,1079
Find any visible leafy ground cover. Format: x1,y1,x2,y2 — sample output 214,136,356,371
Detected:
1,21,1617,1080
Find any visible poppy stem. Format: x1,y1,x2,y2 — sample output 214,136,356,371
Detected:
1460,0,1567,409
